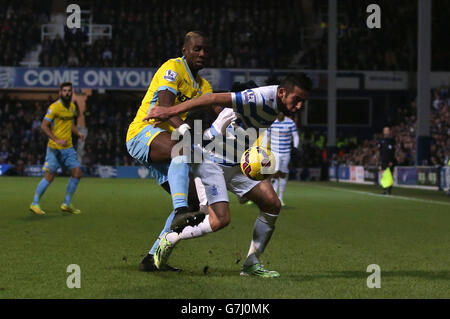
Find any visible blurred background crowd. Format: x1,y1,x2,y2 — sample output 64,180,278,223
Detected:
0,0,449,175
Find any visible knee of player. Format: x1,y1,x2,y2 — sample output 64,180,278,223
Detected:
260,194,281,214
212,214,231,231
73,169,82,179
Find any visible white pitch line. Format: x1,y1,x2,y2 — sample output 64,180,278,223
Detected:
312,185,450,207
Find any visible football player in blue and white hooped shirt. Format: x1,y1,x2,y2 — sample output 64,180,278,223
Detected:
145,73,312,277
266,112,299,206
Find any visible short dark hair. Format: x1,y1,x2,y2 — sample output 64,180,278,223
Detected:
60,82,72,90
280,73,313,93
184,31,207,46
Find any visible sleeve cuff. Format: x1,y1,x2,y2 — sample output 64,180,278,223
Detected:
156,86,178,96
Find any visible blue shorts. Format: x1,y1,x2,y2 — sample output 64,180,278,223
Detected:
43,147,80,174
126,125,169,185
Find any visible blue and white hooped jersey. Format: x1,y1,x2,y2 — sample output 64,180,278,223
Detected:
231,85,279,129
267,117,299,155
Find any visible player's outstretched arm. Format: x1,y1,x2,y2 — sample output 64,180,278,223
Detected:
143,92,232,122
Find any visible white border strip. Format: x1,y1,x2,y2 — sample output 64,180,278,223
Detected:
314,184,450,207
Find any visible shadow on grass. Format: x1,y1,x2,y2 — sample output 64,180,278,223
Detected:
107,262,450,281
19,213,74,221
286,270,450,281
108,263,242,278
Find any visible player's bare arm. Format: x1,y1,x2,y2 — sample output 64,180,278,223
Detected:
71,121,86,142
144,92,232,122
157,89,185,128
41,119,67,146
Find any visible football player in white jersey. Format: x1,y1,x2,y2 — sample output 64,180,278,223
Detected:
145,73,312,278
266,112,299,206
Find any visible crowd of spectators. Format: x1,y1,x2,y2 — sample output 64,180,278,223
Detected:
39,0,304,69
0,0,50,66
340,87,450,167
0,93,138,175
1,87,448,176
2,0,450,71
81,92,138,169
0,97,49,174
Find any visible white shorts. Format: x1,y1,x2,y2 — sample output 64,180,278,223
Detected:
191,162,260,205
274,152,290,174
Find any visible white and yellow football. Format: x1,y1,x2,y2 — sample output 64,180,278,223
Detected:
240,146,276,181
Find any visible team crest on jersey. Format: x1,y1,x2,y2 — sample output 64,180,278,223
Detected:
164,70,178,82
47,109,52,115
243,90,256,104
210,185,218,197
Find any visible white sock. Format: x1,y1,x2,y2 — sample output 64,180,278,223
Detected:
167,214,213,245
279,176,288,200
271,178,279,196
244,211,278,267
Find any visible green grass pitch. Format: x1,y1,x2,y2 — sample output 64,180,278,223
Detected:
0,177,449,299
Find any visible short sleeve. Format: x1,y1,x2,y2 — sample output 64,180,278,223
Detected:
201,79,213,96
44,104,57,122
155,59,183,96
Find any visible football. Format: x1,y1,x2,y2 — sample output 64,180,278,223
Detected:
240,146,276,181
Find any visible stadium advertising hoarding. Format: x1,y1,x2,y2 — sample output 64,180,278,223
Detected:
440,167,450,190
16,165,156,179
0,67,232,91
0,164,10,175
329,165,442,190
395,166,418,186
329,165,366,183
416,166,440,187
1,67,419,91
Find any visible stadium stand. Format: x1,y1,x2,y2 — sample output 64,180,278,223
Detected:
0,0,449,176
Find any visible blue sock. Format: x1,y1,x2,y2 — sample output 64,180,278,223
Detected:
168,155,189,210
149,211,175,255
64,177,80,205
33,178,50,204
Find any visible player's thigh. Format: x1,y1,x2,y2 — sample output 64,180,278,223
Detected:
61,148,82,178
126,125,169,164
191,162,229,205
278,155,290,178
43,147,62,176
279,155,290,173
149,131,178,162
225,165,261,202
244,179,281,214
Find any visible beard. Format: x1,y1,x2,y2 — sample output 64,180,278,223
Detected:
61,95,71,103
279,103,294,117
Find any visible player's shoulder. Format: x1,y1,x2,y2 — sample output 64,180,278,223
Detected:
250,85,278,97
159,57,184,72
48,100,62,110
285,117,295,124
198,76,213,93
155,57,185,83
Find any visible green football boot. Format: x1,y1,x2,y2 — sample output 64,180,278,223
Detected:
154,233,176,269
240,263,280,278
29,203,46,215
60,203,81,214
